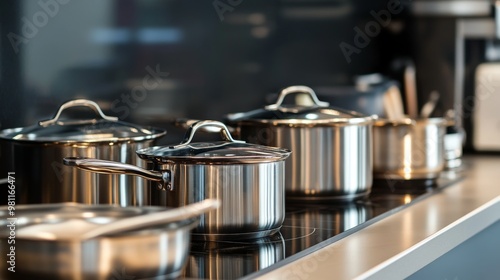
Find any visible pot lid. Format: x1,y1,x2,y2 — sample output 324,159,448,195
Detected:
226,85,373,126
0,99,166,143
137,120,291,164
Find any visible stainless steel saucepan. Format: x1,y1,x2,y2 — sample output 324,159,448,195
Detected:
0,99,166,206
372,117,447,189
64,120,291,240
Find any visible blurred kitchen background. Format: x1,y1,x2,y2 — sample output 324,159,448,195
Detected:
1,0,498,150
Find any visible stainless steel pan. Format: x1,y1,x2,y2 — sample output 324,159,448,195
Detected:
0,200,218,280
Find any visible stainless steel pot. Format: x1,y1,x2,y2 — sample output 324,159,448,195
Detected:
372,118,446,185
184,233,285,279
64,120,291,240
0,99,166,206
226,85,374,201
0,202,216,280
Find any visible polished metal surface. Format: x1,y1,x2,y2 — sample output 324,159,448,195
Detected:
0,99,166,142
0,203,198,280
256,156,500,280
226,86,373,127
1,140,156,206
184,233,285,279
227,86,373,200
0,99,166,206
373,118,446,180
162,161,286,239
65,153,288,239
238,124,373,200
137,120,291,164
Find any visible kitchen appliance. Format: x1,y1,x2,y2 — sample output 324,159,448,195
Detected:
0,99,166,206
64,120,291,240
226,85,374,201
473,63,500,151
175,174,463,280
0,201,218,280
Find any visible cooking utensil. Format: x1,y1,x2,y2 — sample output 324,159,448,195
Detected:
372,117,446,189
0,202,214,280
420,90,440,118
0,99,166,206
64,120,291,240
404,62,419,119
383,85,406,120
17,199,220,241
226,85,374,201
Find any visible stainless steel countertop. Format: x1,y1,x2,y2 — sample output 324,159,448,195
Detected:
253,155,500,280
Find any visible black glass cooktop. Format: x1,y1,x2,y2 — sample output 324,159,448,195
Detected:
181,173,463,280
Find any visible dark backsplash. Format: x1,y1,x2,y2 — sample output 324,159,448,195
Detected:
2,0,414,142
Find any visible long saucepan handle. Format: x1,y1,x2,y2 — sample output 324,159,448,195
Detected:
63,157,172,190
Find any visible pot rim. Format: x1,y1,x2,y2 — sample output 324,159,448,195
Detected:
0,99,167,144
0,203,199,241
0,125,167,144
137,120,291,164
373,117,447,127
225,86,375,127
228,117,373,127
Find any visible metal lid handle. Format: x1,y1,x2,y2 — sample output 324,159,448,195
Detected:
39,99,119,126
265,85,329,110
180,120,245,145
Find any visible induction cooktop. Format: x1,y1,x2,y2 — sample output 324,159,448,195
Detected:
181,172,464,280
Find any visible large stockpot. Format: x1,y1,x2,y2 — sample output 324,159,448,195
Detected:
372,118,446,188
226,85,374,201
0,202,211,280
64,120,291,240
0,99,166,206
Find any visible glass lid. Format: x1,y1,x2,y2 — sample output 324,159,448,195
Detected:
137,120,291,164
226,85,373,126
0,99,166,143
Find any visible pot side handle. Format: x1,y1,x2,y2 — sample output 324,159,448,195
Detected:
63,157,172,190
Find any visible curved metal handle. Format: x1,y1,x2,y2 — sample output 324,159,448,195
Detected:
265,85,329,110
63,157,172,190
39,99,119,126
180,120,245,146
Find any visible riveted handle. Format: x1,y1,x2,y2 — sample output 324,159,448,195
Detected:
39,99,118,126
63,157,173,191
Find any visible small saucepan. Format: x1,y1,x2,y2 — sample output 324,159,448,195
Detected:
372,117,447,190
64,120,291,240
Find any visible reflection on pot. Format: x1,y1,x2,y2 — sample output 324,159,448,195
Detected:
183,232,285,280
282,202,373,255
